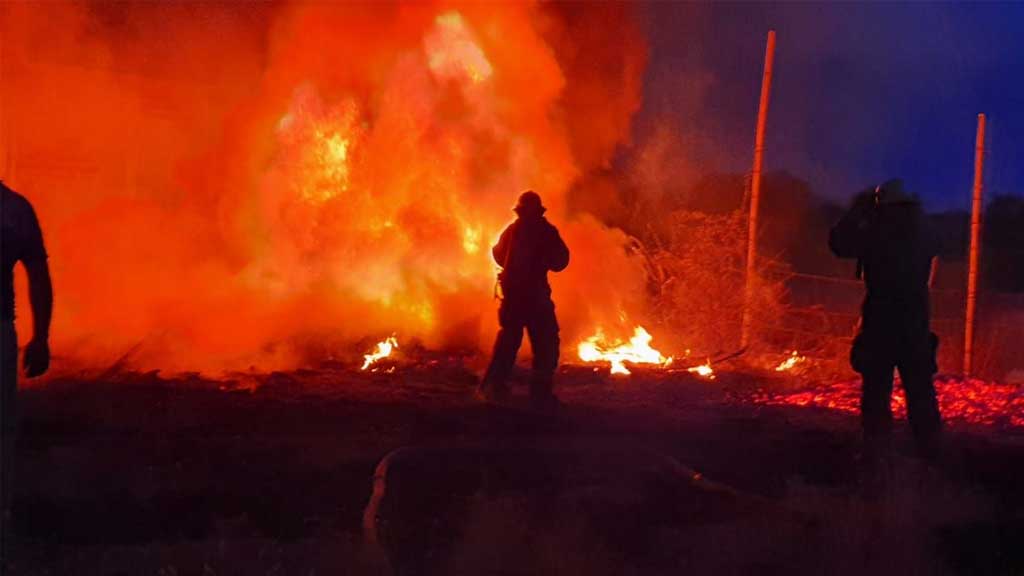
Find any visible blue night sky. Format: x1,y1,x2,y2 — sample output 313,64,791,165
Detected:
640,2,1024,211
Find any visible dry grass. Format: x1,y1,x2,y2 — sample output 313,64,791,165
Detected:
637,209,789,357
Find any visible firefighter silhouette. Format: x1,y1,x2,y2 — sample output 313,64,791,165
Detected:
1,181,53,557
830,179,942,464
480,191,569,409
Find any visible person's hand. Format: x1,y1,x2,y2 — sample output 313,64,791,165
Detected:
23,338,50,378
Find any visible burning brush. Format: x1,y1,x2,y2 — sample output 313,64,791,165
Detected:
774,351,806,373
687,363,716,380
576,326,723,379
362,336,399,371
577,326,673,375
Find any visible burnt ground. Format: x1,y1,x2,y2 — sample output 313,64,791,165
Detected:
6,362,1024,576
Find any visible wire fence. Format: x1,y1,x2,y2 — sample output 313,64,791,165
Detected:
756,268,1024,381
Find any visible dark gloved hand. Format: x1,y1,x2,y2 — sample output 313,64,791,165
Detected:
23,338,50,378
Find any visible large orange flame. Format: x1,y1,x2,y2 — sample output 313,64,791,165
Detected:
1,2,649,372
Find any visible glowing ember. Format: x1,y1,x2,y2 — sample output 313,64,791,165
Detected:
361,337,399,371
748,376,1024,429
687,363,716,380
577,326,673,375
775,351,805,372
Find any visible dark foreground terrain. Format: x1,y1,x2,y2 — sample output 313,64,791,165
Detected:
7,361,1024,575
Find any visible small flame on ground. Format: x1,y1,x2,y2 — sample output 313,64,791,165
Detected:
687,363,715,379
577,326,673,375
361,336,398,370
775,351,805,372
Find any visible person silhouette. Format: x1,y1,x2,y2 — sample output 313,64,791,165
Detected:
480,191,569,410
830,179,941,469
1,181,52,554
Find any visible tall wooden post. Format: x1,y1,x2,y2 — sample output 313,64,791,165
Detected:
740,30,776,349
964,113,986,376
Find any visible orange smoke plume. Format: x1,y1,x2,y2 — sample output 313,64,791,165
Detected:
1,2,648,372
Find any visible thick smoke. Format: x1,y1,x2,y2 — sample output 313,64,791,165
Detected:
2,1,650,372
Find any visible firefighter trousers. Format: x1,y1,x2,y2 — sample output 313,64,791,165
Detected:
483,296,560,398
852,322,941,458
1,323,18,558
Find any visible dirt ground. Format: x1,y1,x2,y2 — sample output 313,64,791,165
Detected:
7,360,1024,575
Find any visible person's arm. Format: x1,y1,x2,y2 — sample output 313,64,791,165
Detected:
829,191,875,259
545,224,569,272
25,260,52,342
21,204,51,378
492,224,513,267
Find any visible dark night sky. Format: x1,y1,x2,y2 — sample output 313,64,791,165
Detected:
639,2,1024,211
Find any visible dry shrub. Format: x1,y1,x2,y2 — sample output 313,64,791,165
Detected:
640,210,788,356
